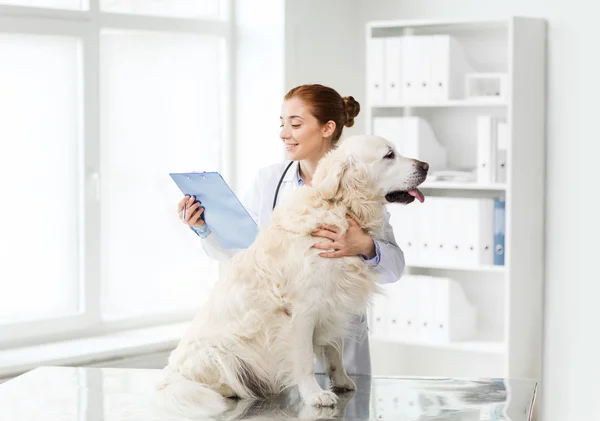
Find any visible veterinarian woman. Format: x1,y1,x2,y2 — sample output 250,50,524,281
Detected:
176,84,405,376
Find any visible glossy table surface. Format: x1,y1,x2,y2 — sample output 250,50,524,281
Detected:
0,366,537,420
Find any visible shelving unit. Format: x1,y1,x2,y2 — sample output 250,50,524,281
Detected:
372,99,507,108
420,181,507,191
375,337,505,355
406,262,506,273
365,17,546,381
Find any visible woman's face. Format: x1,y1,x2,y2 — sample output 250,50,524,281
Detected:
279,97,334,161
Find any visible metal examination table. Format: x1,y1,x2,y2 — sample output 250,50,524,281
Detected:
0,366,537,420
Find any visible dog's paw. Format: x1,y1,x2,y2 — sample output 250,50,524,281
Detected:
331,374,356,393
298,403,338,420
307,390,338,408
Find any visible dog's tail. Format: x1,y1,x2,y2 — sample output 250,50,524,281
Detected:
154,366,228,418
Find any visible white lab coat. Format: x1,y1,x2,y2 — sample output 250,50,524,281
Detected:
197,160,406,375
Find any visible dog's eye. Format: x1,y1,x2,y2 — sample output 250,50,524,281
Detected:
384,151,395,160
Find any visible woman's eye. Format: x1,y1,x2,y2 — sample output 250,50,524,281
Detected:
292,124,301,129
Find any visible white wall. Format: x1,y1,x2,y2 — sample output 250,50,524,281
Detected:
234,0,285,196
285,0,365,139
286,1,600,420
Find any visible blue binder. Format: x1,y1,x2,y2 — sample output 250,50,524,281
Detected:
169,172,258,249
494,198,505,266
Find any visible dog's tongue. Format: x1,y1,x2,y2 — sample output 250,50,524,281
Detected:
408,188,425,203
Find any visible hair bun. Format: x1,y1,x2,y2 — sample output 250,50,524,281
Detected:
343,96,360,128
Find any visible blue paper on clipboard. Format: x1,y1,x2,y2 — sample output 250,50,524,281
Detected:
169,172,258,249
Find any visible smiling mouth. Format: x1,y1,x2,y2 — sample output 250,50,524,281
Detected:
385,188,425,204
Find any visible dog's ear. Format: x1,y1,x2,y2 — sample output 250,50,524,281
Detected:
313,151,349,200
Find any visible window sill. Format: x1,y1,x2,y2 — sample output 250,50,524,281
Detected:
0,321,190,381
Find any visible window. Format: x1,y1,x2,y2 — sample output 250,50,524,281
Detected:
0,0,230,347
0,34,82,324
100,0,221,19
100,29,221,320
0,0,85,10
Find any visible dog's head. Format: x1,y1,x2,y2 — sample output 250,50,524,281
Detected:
313,134,428,206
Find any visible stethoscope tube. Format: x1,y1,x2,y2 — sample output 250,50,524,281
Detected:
272,161,294,211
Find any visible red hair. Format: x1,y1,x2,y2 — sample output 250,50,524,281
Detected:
284,84,360,144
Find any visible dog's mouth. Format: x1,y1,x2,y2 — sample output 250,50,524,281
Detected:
385,188,425,204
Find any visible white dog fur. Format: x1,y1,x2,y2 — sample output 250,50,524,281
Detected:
156,134,428,417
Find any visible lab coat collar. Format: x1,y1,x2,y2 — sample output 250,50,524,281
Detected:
282,160,300,184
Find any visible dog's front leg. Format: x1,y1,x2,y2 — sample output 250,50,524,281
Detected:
291,318,338,408
324,338,356,393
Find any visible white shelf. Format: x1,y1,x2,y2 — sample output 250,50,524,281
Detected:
368,17,508,30
407,263,506,273
366,16,545,382
372,99,507,108
420,181,507,191
373,337,505,355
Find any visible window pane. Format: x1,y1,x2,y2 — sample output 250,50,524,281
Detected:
0,34,82,324
101,0,220,19
0,0,85,10
100,30,222,320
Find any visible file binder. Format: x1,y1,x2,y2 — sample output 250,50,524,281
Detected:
496,120,508,183
494,198,506,266
477,116,508,184
169,172,259,249
384,36,403,105
462,198,495,266
367,38,385,105
477,116,495,183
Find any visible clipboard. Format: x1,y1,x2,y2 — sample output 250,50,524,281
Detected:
169,172,258,249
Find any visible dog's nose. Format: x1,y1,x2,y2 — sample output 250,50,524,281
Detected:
419,161,429,172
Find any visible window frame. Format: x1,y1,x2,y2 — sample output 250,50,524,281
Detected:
0,0,234,349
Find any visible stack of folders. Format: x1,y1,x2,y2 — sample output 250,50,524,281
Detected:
477,116,508,184
370,275,477,344
368,34,473,105
388,197,505,267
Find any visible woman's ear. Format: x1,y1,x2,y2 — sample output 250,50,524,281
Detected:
313,151,347,200
321,120,336,139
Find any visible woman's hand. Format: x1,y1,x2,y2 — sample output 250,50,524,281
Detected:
177,195,205,227
311,215,376,259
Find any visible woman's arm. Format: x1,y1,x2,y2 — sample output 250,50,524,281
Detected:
188,172,263,262
311,210,405,284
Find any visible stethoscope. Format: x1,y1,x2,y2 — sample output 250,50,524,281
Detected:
272,161,294,210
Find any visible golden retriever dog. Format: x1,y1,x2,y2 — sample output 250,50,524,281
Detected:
156,134,428,417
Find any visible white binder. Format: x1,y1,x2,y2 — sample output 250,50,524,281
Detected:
369,290,390,338
367,38,385,105
387,203,420,266
401,35,431,103
384,37,403,105
418,197,438,265
430,276,477,343
460,198,495,265
433,198,455,267
429,35,473,101
445,198,464,265
496,120,508,183
416,276,436,342
477,116,495,184
386,284,404,341
391,276,419,342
